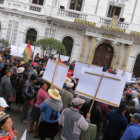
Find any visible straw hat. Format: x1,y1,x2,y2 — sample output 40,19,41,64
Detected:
19,61,25,66
48,89,61,100
17,67,25,74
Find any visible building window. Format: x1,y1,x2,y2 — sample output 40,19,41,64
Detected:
69,0,83,11
107,5,121,18
25,28,37,45
32,0,44,5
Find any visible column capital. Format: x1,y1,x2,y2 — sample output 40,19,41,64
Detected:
79,35,88,62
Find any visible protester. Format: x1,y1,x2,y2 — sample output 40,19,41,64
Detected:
39,89,63,140
121,113,140,140
0,70,12,102
60,79,74,110
59,97,91,140
0,98,9,112
0,112,17,139
20,74,37,123
29,82,50,138
103,104,128,140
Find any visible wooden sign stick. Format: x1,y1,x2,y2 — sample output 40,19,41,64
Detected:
50,61,58,89
89,74,104,113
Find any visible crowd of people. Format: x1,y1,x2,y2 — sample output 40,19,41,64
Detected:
0,49,140,140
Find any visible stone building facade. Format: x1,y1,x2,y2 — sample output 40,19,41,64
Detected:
0,0,140,75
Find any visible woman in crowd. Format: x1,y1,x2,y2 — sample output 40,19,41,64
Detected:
0,112,18,140
39,89,63,140
29,81,50,138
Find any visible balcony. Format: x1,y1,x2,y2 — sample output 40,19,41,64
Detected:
99,17,130,29
58,9,87,20
29,4,42,12
0,0,4,4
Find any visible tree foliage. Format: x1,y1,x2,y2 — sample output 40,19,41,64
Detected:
0,39,9,49
34,38,67,58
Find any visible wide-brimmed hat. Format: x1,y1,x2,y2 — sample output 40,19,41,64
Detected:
0,112,9,122
17,67,25,74
19,61,25,66
0,98,8,108
48,89,61,100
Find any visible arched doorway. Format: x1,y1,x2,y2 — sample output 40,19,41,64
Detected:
133,54,140,77
92,43,114,67
62,36,74,57
25,28,37,45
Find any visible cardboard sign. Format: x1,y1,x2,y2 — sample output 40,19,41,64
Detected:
42,59,69,89
76,67,125,107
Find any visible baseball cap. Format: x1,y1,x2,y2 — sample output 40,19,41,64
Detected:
0,98,9,108
130,113,140,122
72,98,85,106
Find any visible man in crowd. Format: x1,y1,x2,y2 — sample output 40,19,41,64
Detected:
103,104,128,140
60,78,74,110
20,74,37,123
121,113,140,140
0,70,12,102
59,97,91,140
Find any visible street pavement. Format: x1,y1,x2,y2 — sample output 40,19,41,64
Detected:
7,104,61,140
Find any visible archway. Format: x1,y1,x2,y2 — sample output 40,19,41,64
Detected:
62,36,74,57
92,43,114,67
25,28,37,45
133,54,140,77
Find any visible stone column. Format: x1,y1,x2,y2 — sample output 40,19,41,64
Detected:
122,44,132,71
86,37,96,64
79,35,88,62
115,43,124,70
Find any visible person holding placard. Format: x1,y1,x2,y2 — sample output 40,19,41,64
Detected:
59,97,91,140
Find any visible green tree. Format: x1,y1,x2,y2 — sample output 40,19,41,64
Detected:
0,39,9,49
34,38,67,58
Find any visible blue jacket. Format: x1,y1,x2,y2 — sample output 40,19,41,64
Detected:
121,123,140,140
105,110,128,139
40,102,61,123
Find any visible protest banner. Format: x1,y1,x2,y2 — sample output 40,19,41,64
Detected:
76,67,126,108
42,59,69,89
20,129,27,140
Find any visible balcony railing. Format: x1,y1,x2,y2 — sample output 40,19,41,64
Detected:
99,17,130,29
58,9,87,20
29,4,42,12
0,0,4,4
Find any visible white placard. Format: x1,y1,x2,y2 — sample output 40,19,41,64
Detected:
73,62,89,78
53,64,69,89
43,59,56,83
20,129,27,140
10,45,18,56
42,59,69,89
60,55,69,62
76,68,125,107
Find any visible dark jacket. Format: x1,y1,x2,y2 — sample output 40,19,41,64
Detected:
0,75,12,100
23,80,36,100
104,110,128,139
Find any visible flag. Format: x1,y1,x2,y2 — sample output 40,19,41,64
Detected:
23,41,33,62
